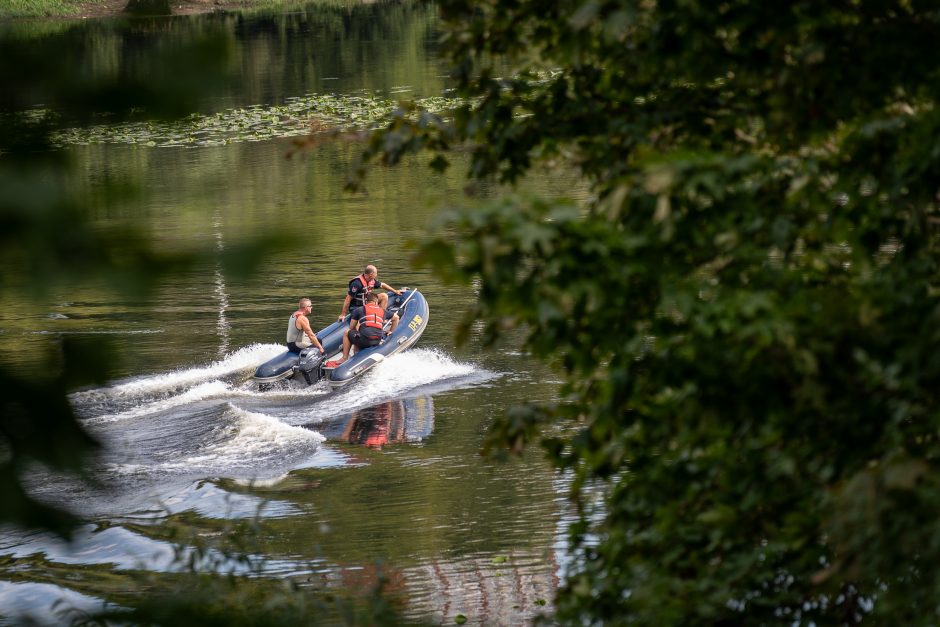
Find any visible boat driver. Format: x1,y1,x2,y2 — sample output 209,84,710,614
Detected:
337,264,402,321
328,292,400,366
286,297,325,354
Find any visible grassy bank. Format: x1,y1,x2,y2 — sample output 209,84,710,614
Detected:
0,0,332,19
0,0,78,18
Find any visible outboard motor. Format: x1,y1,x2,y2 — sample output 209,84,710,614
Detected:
296,348,326,385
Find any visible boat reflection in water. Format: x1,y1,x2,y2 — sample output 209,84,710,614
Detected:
319,396,434,448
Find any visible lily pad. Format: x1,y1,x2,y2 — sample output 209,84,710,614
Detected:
49,91,464,149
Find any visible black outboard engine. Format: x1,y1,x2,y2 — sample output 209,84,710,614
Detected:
296,348,325,385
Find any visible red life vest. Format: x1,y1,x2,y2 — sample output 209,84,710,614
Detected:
360,303,384,329
354,273,375,294
350,274,376,308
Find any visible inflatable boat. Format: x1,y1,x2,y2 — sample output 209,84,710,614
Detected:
253,288,429,390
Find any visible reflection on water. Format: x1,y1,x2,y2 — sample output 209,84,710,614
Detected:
0,581,115,627
404,552,557,625
10,341,561,623
319,396,434,448
212,207,232,357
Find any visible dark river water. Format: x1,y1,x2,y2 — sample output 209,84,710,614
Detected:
0,3,587,625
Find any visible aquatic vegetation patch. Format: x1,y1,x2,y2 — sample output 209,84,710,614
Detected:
52,92,463,148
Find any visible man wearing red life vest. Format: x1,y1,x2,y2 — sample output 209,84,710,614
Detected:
330,292,400,365
337,264,402,322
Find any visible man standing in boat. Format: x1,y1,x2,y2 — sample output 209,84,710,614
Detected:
329,292,400,366
337,264,402,321
287,297,325,354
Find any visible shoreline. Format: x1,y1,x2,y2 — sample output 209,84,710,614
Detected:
2,0,320,21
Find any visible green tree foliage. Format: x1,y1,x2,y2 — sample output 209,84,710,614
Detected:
358,1,940,623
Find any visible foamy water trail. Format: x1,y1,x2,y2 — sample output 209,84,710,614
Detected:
368,348,480,391
72,345,492,433
84,380,232,425
156,404,324,473
71,343,283,405
293,348,492,425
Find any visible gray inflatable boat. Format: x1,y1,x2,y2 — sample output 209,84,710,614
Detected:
253,288,429,390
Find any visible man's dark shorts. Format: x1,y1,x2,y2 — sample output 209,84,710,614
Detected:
350,329,382,349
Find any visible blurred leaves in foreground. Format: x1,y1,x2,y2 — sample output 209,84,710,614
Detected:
0,14,272,537
357,1,940,624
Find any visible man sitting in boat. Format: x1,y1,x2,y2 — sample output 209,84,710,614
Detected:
337,264,402,321
286,297,325,354
329,292,399,366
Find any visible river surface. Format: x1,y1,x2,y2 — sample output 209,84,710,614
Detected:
0,3,586,625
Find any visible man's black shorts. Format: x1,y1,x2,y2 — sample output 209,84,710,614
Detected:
350,329,382,349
